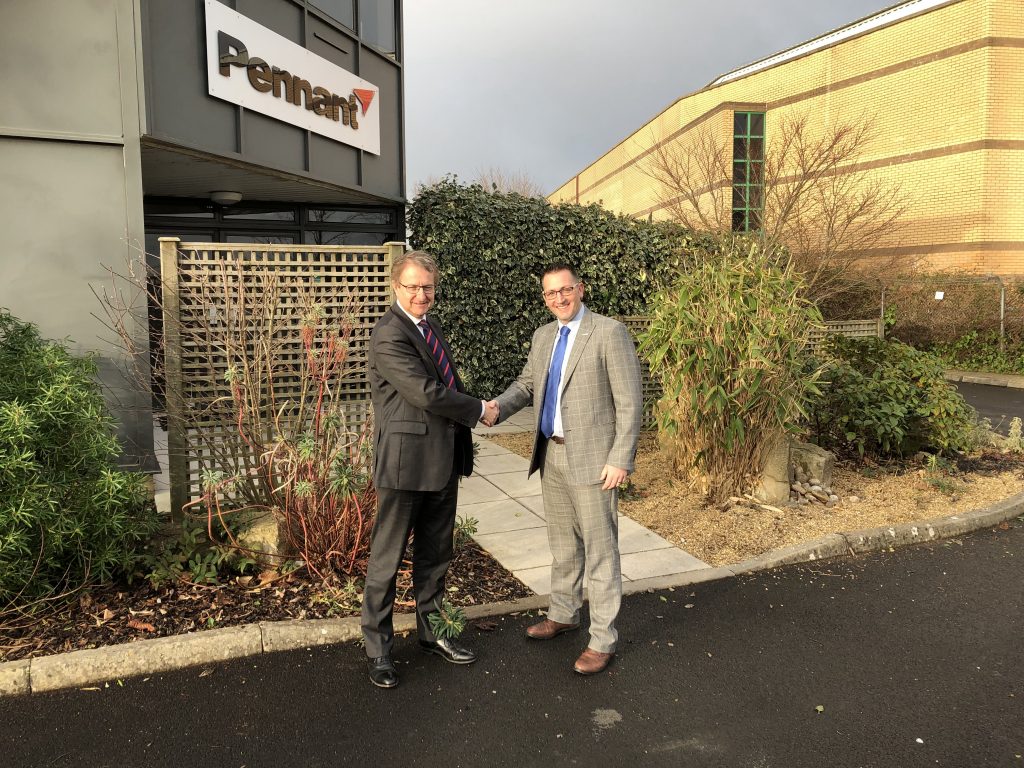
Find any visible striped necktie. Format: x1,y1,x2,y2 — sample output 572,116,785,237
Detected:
418,320,455,389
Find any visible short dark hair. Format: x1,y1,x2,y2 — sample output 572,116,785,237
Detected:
541,262,580,282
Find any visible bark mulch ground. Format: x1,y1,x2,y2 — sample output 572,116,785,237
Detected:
0,541,531,664
488,432,1024,566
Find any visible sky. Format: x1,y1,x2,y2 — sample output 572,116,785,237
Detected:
403,0,899,197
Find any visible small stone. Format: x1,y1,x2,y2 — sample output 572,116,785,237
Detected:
848,496,860,503
809,477,821,487
790,483,804,494
810,485,823,493
809,489,830,503
825,500,836,508
828,494,839,503
796,471,809,484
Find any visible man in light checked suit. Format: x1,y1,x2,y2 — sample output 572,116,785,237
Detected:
491,263,642,675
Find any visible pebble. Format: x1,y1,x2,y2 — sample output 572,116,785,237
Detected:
849,496,860,503
828,494,839,502
809,477,821,486
810,485,823,493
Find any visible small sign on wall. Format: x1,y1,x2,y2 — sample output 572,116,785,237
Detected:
204,0,380,155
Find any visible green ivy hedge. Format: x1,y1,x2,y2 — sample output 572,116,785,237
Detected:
408,178,706,397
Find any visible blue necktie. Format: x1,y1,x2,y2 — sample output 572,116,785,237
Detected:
540,326,570,439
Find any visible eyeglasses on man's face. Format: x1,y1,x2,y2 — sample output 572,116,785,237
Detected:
542,283,580,302
398,282,436,296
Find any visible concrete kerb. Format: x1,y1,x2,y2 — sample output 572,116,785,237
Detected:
3,491,1023,698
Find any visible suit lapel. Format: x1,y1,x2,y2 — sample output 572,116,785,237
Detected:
561,309,594,387
390,305,452,388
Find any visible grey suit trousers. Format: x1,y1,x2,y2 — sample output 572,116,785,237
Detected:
541,440,622,654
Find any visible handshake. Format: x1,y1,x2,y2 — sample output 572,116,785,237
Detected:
479,399,500,427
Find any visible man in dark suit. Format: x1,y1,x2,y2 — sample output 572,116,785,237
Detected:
361,249,498,689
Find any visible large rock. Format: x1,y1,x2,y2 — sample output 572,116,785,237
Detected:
753,438,792,503
791,441,834,490
238,511,287,567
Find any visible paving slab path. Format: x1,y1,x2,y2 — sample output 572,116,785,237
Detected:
464,406,707,595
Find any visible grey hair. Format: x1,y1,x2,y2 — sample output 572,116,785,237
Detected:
391,250,438,282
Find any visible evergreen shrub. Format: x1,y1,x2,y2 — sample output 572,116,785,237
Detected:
407,178,706,397
0,310,158,606
807,335,975,457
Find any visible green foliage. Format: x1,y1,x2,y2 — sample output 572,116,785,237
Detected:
452,515,478,551
928,330,1024,375
141,518,256,588
639,237,823,502
408,177,709,397
0,310,159,607
807,336,975,457
1009,417,1024,453
428,597,467,640
312,577,362,617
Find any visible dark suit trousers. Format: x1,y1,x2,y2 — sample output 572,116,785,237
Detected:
360,466,459,658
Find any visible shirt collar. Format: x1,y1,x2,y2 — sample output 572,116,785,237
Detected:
396,302,426,326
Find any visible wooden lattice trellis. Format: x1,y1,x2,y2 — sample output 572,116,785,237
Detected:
159,238,401,518
807,318,884,350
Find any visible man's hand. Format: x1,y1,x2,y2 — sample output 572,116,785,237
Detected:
480,399,500,427
599,464,628,491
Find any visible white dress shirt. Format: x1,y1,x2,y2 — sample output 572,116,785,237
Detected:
550,305,586,438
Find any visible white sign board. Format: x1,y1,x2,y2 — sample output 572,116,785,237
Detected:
204,0,380,155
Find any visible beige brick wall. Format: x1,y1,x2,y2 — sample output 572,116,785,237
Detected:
550,0,1024,276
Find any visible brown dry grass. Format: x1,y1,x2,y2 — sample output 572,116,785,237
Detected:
484,432,1024,566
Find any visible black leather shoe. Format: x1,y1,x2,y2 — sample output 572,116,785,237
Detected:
419,637,477,665
368,656,399,688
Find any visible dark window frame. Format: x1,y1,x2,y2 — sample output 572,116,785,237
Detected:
731,111,765,233
144,197,402,246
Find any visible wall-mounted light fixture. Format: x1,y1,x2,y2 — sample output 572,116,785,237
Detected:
209,190,243,205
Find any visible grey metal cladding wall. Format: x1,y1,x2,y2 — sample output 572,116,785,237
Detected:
358,47,401,198
142,0,403,201
143,0,239,155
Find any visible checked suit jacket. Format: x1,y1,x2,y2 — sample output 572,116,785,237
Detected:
368,304,481,491
496,308,642,486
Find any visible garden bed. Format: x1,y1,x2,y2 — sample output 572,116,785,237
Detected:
0,541,530,664
488,433,1024,566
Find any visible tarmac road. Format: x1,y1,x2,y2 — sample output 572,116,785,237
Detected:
2,522,1021,768
955,382,1024,435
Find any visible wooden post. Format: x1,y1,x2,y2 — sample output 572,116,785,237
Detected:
159,237,187,525
385,241,405,304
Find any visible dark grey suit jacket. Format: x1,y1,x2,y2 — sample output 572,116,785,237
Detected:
368,305,481,491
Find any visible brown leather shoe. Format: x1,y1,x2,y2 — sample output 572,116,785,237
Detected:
526,618,580,640
573,648,614,675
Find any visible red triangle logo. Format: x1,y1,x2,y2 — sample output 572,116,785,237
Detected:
353,88,376,115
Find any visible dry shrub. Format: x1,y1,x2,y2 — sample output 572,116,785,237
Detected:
639,236,823,503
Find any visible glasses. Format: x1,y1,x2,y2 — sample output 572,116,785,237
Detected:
398,282,435,296
542,283,579,302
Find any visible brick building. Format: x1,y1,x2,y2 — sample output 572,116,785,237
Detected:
549,0,1023,275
